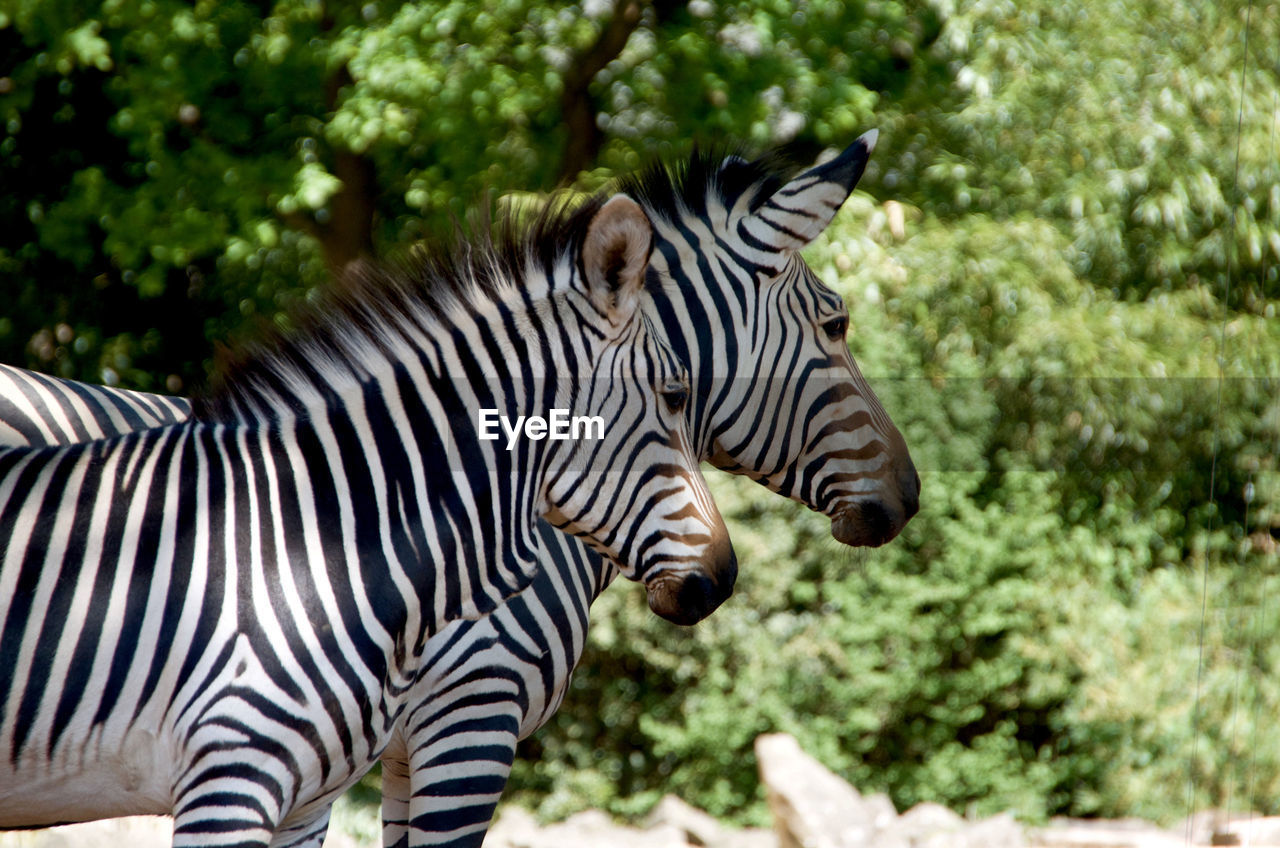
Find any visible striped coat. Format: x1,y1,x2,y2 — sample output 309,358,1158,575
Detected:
0,194,733,846
0,133,918,847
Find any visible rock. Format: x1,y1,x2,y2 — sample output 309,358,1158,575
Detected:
947,812,1025,848
863,793,899,833
547,809,689,848
755,732,904,848
0,815,377,848
484,806,542,847
899,803,1025,848
1223,815,1280,846
901,804,962,845
0,817,172,848
645,794,779,848
899,801,966,839
483,806,693,848
1177,810,1267,847
647,794,727,846
1031,817,1189,848
733,828,784,848
485,799,777,848
1176,810,1280,847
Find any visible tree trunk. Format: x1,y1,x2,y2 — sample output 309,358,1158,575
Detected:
281,63,378,272
557,0,646,185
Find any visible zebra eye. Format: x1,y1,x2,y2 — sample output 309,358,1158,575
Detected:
660,383,688,413
822,316,848,340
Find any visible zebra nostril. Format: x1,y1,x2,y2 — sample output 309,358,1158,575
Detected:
645,574,712,626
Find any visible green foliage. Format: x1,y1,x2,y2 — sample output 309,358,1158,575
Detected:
0,0,921,385
3,0,1279,833
510,193,1280,825
882,0,1280,303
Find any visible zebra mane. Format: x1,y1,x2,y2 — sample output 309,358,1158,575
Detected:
194,194,606,422
192,144,806,422
618,143,808,226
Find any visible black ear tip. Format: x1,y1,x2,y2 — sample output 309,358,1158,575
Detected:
811,131,875,188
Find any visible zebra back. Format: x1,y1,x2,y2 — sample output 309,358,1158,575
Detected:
0,364,190,446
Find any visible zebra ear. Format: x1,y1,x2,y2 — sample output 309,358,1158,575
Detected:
742,129,878,251
582,194,653,327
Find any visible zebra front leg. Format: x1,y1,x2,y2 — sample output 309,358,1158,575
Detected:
404,711,521,847
172,706,297,847
268,806,332,848
171,781,278,848
380,735,412,848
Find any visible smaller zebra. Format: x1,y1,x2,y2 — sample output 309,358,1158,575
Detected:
0,194,734,846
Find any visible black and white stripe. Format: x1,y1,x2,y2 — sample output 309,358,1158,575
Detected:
0,366,190,446
0,132,918,848
0,194,733,846
385,131,919,847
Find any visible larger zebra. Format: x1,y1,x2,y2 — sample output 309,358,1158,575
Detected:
0,131,918,847
0,194,736,845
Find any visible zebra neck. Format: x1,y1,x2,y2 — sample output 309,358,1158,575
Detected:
274,329,569,636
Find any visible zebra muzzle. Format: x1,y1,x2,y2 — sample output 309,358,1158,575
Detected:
644,535,738,626
831,499,908,548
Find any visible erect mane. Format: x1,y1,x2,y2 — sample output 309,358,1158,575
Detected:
193,193,606,422
617,143,807,226
190,144,808,423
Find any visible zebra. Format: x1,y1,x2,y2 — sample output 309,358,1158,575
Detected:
0,193,736,846
384,131,919,847
0,131,919,847
0,366,190,446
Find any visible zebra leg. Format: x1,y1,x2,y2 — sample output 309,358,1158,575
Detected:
171,696,291,847
172,790,277,848
381,729,412,848
172,773,331,848
268,807,332,848
403,709,521,847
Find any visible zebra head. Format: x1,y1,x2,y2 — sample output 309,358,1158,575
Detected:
635,131,919,548
541,195,736,626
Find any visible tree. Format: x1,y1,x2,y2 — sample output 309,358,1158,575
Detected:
0,0,928,389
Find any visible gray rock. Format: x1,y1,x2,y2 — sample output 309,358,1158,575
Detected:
899,801,966,839
755,733,895,848
1224,815,1280,846
647,794,727,846
864,793,900,832
943,812,1025,848
643,793,779,848
0,817,172,848
483,807,690,848
1032,817,1189,848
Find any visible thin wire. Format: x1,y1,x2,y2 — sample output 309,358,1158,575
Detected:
1184,0,1252,842
1223,477,1256,824
1243,87,1279,843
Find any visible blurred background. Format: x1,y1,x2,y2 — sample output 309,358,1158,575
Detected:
2,0,1279,836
